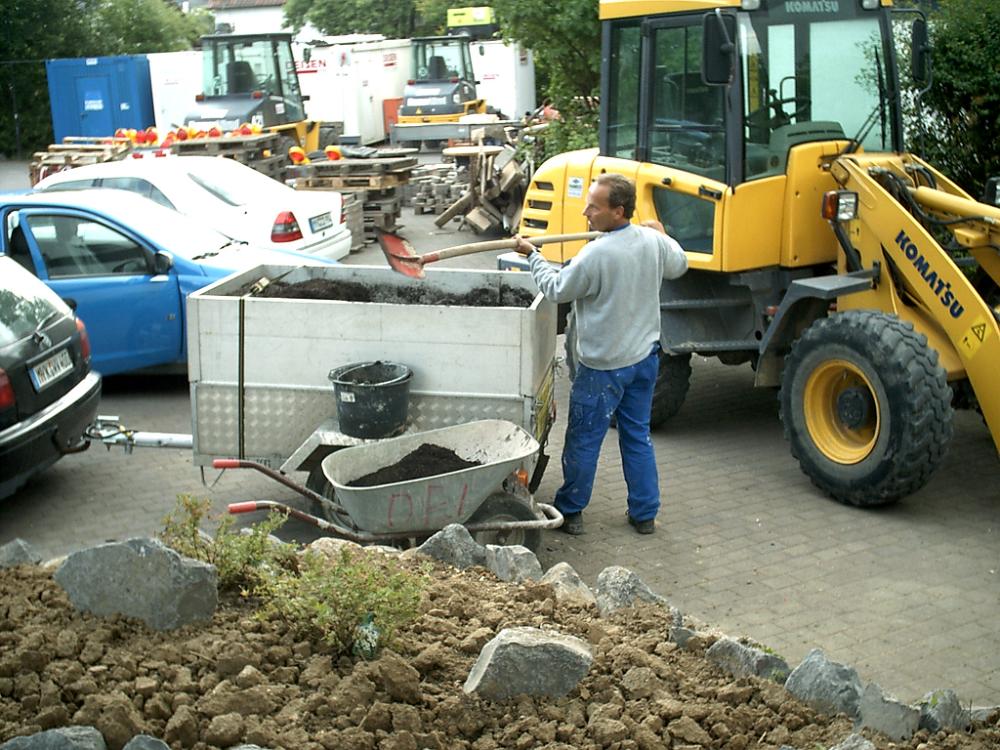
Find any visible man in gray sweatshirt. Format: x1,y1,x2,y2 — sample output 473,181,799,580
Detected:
514,173,688,535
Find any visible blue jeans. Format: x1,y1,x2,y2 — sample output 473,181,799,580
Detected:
554,347,660,522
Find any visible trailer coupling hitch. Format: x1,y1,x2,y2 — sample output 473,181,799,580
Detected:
84,415,194,454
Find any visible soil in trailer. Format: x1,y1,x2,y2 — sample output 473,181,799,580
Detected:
348,443,482,487
239,278,536,308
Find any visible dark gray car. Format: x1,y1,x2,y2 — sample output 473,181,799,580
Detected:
0,256,101,499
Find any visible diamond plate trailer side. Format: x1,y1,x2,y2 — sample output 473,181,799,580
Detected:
186,264,556,476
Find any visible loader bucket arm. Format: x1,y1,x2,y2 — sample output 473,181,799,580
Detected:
831,154,1000,452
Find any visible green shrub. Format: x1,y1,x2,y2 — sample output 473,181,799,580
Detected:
257,547,427,657
160,495,297,592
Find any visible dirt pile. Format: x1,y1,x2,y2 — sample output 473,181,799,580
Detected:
241,278,536,308
1,558,998,750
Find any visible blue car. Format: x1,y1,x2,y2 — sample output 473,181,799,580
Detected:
0,190,335,376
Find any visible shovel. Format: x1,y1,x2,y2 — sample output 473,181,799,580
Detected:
377,230,599,279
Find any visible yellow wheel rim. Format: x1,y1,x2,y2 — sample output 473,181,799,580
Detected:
803,359,879,464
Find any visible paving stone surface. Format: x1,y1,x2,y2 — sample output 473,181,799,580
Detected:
1,161,997,707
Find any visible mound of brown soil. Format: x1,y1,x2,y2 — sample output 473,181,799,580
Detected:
1,558,997,750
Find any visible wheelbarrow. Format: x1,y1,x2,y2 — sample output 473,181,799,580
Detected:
221,420,563,552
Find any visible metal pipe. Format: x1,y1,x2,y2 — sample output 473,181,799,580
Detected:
909,186,1000,224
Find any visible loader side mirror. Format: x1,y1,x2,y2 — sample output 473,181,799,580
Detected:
702,10,737,86
911,18,930,85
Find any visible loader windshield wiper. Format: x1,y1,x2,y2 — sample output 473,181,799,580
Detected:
842,50,889,155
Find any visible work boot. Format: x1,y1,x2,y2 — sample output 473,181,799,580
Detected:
627,513,655,535
558,512,584,535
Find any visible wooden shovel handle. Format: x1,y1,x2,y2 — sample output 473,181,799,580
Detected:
424,232,600,264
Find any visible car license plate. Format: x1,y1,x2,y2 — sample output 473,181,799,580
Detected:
30,348,73,391
309,212,333,233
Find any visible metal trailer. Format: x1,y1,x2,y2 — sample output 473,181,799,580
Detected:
185,264,558,492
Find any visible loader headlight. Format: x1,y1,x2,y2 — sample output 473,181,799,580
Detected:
860,0,880,9
453,93,462,104
822,191,859,222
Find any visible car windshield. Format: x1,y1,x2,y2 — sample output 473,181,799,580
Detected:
183,160,285,207
0,258,70,347
91,198,240,258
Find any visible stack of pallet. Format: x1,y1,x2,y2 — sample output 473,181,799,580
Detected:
340,193,365,253
286,155,418,243
434,144,528,234
29,137,132,186
171,133,285,180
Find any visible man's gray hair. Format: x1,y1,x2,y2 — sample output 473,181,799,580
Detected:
594,173,636,219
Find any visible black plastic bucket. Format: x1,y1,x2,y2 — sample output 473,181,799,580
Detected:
328,361,413,439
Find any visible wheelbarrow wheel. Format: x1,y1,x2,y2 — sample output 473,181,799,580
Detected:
467,492,541,553
305,466,338,522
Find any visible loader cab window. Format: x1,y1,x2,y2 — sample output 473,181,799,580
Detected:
739,4,897,180
648,22,726,180
604,21,641,160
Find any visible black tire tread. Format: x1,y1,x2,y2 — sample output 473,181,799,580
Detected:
779,310,953,506
650,352,693,427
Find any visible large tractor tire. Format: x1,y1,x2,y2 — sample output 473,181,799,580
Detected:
565,310,690,427
650,352,692,427
779,311,953,507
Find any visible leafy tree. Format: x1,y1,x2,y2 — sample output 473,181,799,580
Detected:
493,0,598,101
911,0,1000,196
89,0,208,54
284,0,418,38
493,0,600,157
0,0,206,158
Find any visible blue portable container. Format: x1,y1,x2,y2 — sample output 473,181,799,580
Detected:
46,55,155,142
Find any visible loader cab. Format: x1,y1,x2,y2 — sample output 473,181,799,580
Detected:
398,36,483,123
597,0,903,264
187,33,306,131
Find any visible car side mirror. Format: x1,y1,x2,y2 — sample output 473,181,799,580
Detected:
153,251,173,275
702,10,737,86
911,18,930,86
62,297,77,311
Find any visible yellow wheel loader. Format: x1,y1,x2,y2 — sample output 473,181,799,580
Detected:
186,33,322,153
516,0,999,506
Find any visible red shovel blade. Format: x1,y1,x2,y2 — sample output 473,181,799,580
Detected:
376,230,425,279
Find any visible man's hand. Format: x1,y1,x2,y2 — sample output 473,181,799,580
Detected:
513,235,537,257
641,219,667,234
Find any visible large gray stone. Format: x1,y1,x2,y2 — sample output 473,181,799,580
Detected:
484,544,542,582
463,626,592,700
594,566,680,624
919,689,970,732
857,682,919,740
122,738,170,750
0,538,41,568
706,637,790,683
53,537,217,631
784,649,863,720
828,734,875,750
0,726,107,750
540,562,597,607
417,524,486,569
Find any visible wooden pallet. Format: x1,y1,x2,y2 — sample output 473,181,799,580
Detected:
303,156,418,176
295,173,408,189
30,137,133,185
172,133,279,156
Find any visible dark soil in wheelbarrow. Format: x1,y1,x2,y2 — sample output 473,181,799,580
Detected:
348,443,482,487
244,278,536,308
